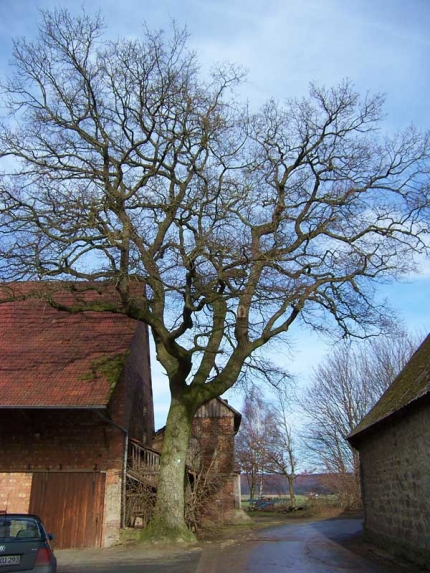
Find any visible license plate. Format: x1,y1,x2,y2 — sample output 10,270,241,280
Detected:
0,555,20,565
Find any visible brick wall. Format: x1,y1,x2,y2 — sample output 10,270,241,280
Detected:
0,472,32,513
0,409,122,472
197,474,235,524
358,400,430,568
153,401,240,520
109,322,154,445
189,415,235,474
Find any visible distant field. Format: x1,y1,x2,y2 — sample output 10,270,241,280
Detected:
241,494,308,510
241,494,338,511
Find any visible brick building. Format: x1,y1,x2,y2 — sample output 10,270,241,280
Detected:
348,334,430,569
153,398,242,516
0,283,154,548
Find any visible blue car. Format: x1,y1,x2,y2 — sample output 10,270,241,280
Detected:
0,513,56,572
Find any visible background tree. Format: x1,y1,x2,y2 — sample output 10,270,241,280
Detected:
263,388,298,507
301,331,421,508
237,387,299,504
235,393,270,499
0,9,430,540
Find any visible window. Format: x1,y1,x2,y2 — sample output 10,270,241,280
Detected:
0,517,42,541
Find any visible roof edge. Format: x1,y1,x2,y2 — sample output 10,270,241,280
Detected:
0,405,108,410
348,391,430,447
348,334,430,443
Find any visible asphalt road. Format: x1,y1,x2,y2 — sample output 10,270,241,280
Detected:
56,544,201,573
196,518,415,573
57,517,416,573
245,519,399,572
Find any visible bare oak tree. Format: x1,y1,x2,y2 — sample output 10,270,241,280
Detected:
301,332,421,508
0,9,429,539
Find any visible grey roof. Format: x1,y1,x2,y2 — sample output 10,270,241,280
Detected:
348,334,430,445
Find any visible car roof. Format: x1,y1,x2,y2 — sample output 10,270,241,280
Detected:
0,513,42,520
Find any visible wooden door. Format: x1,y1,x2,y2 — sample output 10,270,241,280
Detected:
29,472,106,548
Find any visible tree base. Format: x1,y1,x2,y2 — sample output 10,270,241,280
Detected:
140,518,197,544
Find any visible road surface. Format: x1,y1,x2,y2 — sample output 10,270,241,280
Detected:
57,517,415,573
197,518,412,572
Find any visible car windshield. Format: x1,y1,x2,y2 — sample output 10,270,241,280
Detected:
0,517,42,541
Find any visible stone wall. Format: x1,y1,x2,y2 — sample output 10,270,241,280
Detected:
358,400,430,569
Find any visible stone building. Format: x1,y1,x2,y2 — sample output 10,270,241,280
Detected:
348,333,430,569
0,282,154,548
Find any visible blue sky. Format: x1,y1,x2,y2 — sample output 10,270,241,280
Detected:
1,0,429,427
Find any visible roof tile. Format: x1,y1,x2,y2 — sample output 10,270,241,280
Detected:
0,285,139,408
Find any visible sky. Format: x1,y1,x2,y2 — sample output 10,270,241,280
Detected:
1,0,429,428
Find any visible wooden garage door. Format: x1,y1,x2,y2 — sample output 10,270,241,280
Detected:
29,472,106,549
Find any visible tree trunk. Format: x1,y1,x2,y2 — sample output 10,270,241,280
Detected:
258,474,264,498
143,398,195,542
287,476,296,508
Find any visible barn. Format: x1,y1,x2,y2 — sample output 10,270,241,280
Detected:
0,282,154,548
348,334,430,569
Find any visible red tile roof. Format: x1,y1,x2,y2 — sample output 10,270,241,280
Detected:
0,285,139,408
